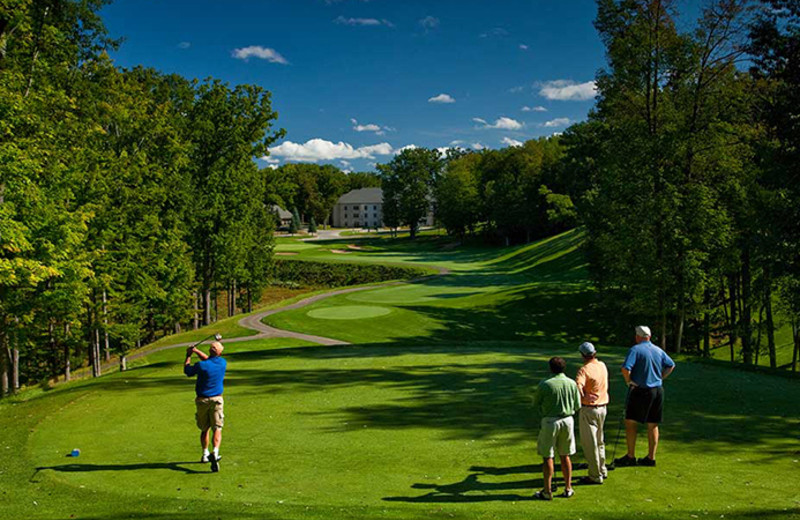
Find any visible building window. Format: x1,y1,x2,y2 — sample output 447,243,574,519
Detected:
373,205,377,210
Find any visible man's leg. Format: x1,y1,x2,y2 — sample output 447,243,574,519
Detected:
597,407,607,477
212,427,222,452
579,408,603,482
543,457,555,493
625,419,638,458
200,428,210,450
646,423,659,460
559,455,573,492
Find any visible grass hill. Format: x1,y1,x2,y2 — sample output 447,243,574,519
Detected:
1,230,798,519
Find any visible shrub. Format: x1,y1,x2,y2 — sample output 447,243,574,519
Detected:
269,259,428,288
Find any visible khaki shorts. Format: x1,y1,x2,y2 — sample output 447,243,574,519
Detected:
195,395,224,431
537,416,576,458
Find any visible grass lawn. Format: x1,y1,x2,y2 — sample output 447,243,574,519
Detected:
2,230,799,519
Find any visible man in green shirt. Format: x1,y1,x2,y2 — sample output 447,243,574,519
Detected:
532,357,581,500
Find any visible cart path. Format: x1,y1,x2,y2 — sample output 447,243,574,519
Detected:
111,268,450,369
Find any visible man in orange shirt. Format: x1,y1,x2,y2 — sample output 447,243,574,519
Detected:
575,342,609,484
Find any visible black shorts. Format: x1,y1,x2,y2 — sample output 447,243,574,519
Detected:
625,386,664,424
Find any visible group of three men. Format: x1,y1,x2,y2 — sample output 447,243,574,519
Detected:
182,326,676,490
532,325,676,500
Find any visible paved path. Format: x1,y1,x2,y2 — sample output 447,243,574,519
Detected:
94,267,450,373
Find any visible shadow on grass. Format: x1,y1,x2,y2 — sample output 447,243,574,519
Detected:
33,461,209,478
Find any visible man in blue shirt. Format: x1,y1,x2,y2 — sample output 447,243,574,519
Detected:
614,326,675,468
184,341,227,472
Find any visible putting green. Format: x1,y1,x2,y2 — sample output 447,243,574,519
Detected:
346,283,490,305
307,305,392,320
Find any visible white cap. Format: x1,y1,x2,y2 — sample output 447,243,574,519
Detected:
635,325,651,338
579,342,596,356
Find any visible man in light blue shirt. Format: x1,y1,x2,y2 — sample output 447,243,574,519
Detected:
614,326,675,468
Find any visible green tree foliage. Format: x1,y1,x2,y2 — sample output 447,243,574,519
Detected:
0,1,282,392
308,216,317,234
289,208,301,235
345,171,382,191
378,148,441,239
434,153,482,240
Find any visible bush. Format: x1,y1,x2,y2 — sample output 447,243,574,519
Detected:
269,259,429,288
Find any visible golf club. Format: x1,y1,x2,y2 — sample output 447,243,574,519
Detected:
187,333,223,352
607,384,632,471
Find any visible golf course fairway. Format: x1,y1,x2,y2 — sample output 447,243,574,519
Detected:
2,230,799,519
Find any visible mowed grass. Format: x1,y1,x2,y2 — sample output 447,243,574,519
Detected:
2,230,799,519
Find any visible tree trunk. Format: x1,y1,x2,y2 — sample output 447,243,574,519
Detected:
120,355,127,372
94,328,102,377
755,305,764,366
193,290,199,330
11,347,19,392
214,287,218,322
0,332,9,396
764,286,776,369
247,284,253,313
174,322,181,334
231,280,237,316
741,249,752,364
728,275,738,362
792,319,798,373
703,310,710,357
64,323,71,382
675,305,685,354
102,289,110,362
203,288,211,325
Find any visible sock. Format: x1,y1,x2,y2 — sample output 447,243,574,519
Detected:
203,448,209,456
213,447,219,457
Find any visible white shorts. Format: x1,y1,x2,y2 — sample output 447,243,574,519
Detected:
537,416,576,458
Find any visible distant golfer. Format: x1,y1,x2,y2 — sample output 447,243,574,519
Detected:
184,341,227,472
532,356,581,500
614,326,675,468
575,342,609,484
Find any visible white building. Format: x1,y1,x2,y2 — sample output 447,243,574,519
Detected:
331,188,383,229
331,187,435,229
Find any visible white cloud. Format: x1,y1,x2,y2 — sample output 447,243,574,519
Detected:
502,137,524,147
263,156,280,164
232,46,289,64
543,117,571,128
397,144,418,153
522,105,547,112
334,16,393,27
508,86,525,94
419,16,439,30
350,118,385,135
473,116,523,130
178,41,191,49
471,143,485,150
519,44,528,50
267,139,398,162
449,140,464,145
538,80,597,101
428,93,456,104
480,27,509,38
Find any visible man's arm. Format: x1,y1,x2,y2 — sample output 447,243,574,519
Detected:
662,365,674,380
621,367,636,387
183,346,207,376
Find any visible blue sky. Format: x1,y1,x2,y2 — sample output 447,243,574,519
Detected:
101,0,608,172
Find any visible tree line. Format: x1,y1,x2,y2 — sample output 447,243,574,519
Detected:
0,0,284,393
379,0,799,369
568,0,799,367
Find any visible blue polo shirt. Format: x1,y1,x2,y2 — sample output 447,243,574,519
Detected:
622,341,675,388
184,356,227,397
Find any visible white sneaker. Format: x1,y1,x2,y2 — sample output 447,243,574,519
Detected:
201,453,209,463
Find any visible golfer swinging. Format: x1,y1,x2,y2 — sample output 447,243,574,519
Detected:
184,340,227,472
614,326,675,467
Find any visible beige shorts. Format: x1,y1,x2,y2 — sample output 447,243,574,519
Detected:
195,395,224,431
537,416,576,458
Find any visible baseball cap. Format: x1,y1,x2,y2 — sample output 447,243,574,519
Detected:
578,342,596,356
635,325,651,338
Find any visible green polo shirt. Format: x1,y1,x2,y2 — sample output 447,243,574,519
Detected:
533,373,581,418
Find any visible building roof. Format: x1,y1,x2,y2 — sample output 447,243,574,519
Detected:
270,205,293,219
337,187,383,205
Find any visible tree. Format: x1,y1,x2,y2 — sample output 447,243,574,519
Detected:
308,216,317,234
378,148,441,239
289,208,301,235
186,79,284,325
434,152,482,240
